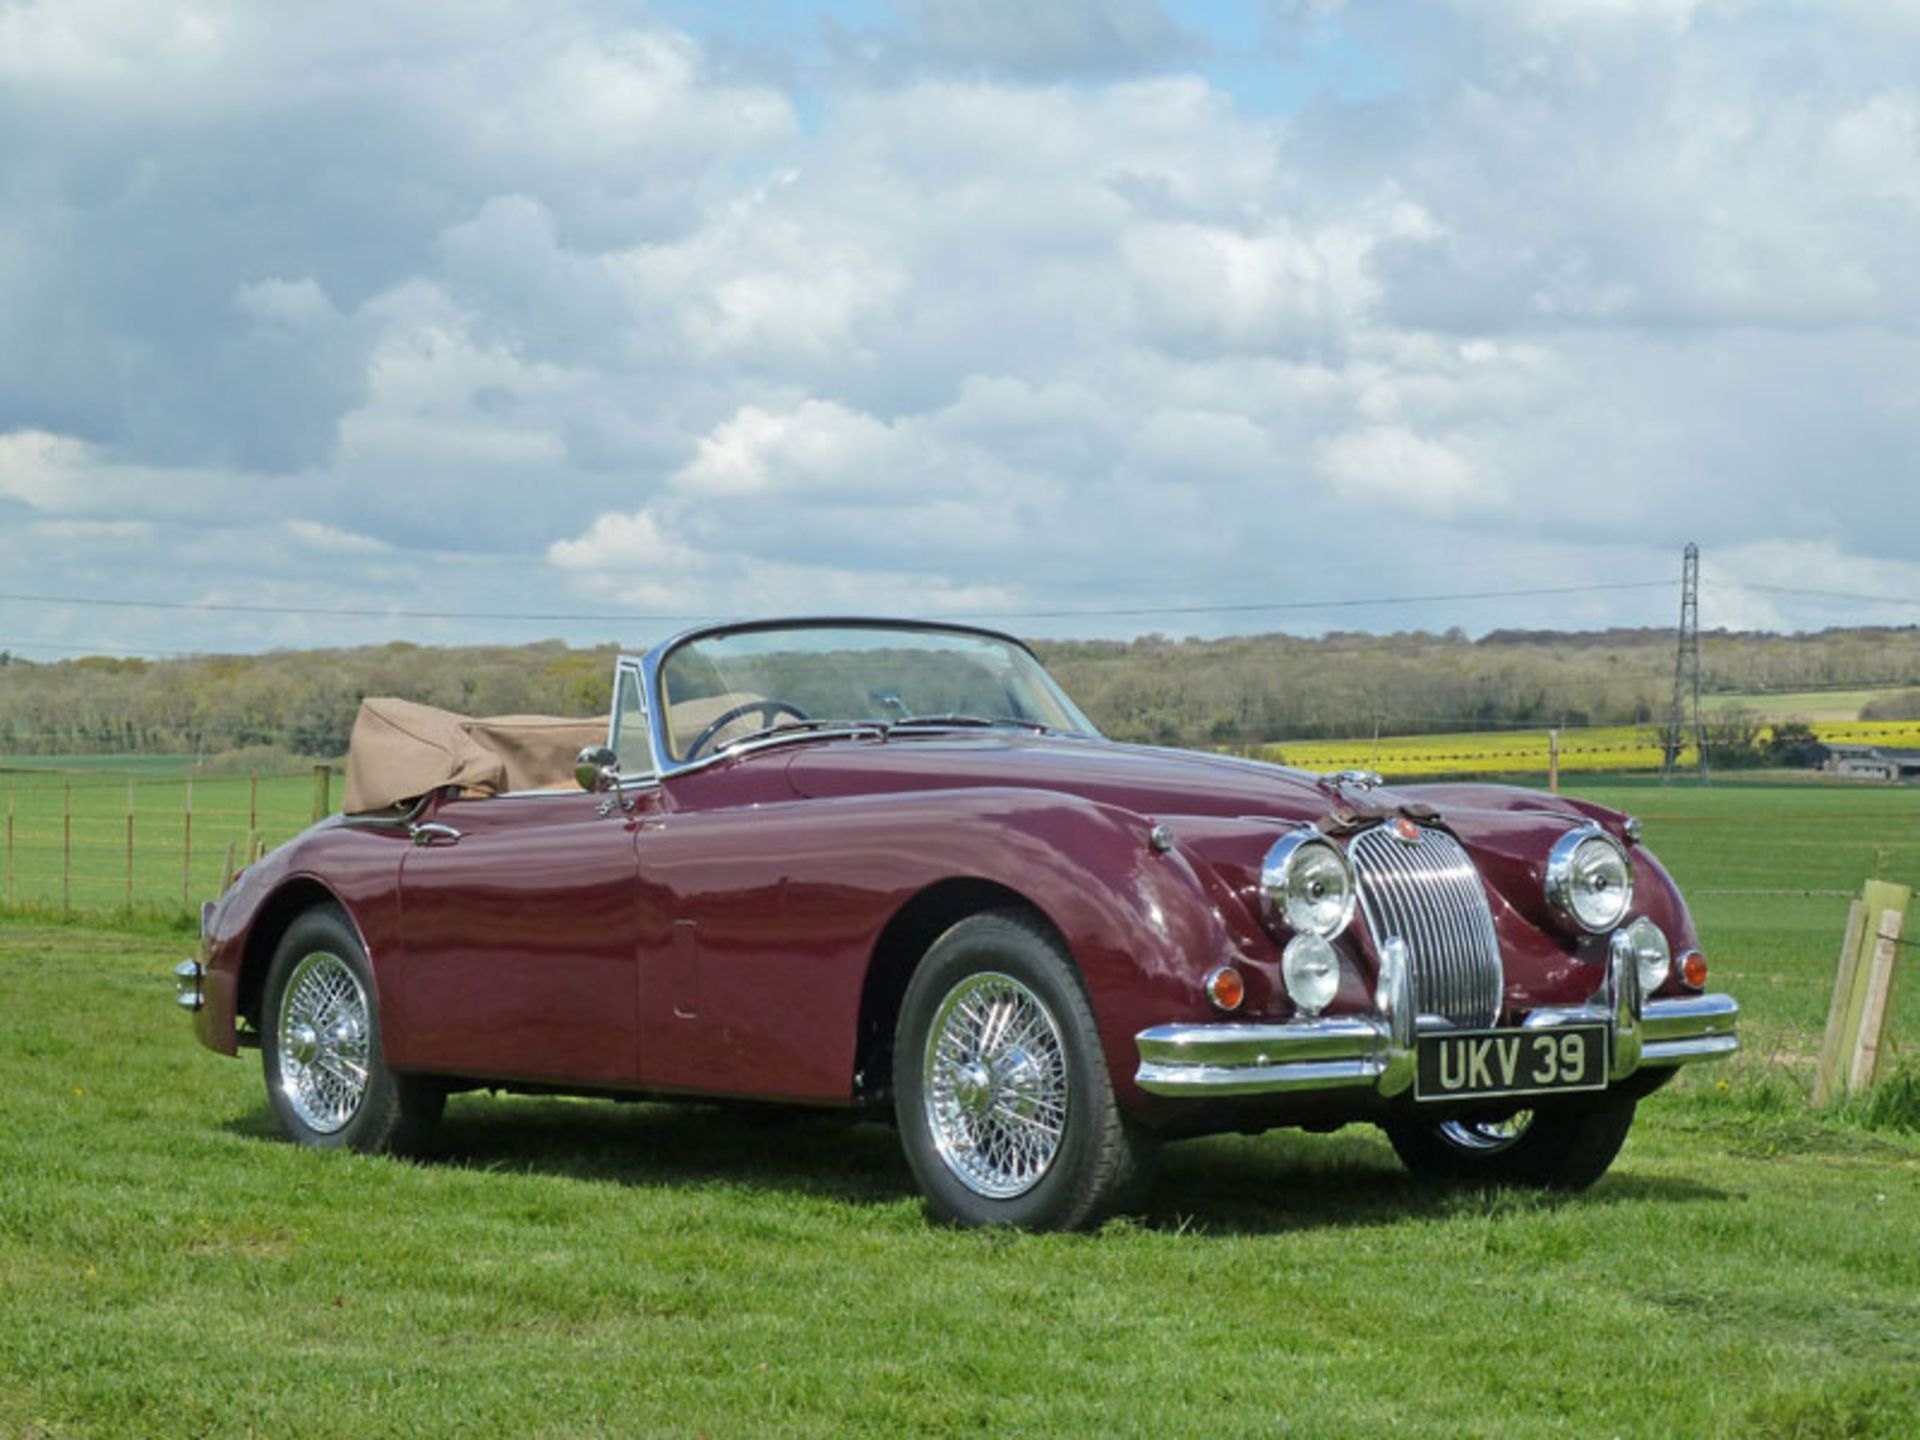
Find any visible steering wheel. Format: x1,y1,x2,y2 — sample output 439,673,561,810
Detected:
683,699,811,761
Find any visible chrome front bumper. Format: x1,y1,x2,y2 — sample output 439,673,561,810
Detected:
1134,942,1739,1099
173,958,204,1011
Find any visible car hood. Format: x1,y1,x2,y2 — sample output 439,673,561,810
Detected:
783,733,1343,822
770,731,1690,993
778,733,1632,877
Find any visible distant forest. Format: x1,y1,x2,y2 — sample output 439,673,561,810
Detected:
2,626,1919,763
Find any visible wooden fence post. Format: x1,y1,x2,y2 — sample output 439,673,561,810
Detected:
62,780,71,913
4,783,12,909
1816,879,1912,1103
1813,900,1867,1106
1548,729,1561,793
182,775,193,909
1849,904,1906,1094
312,764,332,824
125,778,135,911
249,770,258,831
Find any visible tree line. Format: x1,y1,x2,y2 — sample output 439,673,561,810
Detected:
1,625,1917,764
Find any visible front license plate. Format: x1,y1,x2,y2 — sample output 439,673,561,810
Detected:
1415,1025,1609,1102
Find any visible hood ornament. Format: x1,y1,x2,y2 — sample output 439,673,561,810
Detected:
1328,769,1384,791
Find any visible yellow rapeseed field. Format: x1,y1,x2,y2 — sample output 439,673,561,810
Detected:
1244,719,1920,778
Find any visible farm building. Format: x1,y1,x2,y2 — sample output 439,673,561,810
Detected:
1817,743,1920,781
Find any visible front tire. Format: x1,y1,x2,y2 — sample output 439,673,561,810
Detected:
893,911,1154,1230
1382,1093,1637,1190
261,906,443,1155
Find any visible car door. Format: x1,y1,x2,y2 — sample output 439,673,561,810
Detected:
396,664,661,1086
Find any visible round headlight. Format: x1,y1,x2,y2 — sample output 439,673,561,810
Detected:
1544,825,1633,933
1622,916,1671,996
1282,934,1341,1016
1261,833,1357,939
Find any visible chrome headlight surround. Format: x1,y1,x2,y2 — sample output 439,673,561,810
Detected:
1545,824,1634,933
1260,832,1358,940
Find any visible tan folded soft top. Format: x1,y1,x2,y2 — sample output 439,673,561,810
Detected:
342,698,608,813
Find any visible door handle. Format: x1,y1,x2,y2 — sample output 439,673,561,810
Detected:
408,821,462,847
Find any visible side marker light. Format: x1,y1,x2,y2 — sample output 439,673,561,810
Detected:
1205,966,1245,1013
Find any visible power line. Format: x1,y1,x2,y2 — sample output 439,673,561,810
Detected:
0,591,694,624
964,581,1675,620
1740,584,1920,610
0,579,1676,626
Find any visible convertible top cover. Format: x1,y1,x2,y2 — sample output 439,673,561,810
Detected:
342,698,607,813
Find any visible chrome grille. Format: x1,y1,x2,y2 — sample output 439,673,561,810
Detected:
1348,824,1503,1028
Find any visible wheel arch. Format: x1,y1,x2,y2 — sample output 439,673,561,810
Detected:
853,877,1068,1104
237,878,360,1033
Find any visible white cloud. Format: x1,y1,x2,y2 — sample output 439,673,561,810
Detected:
284,520,389,555
669,401,903,498
2,0,1918,655
1317,426,1489,511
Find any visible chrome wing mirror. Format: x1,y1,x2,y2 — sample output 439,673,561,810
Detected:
575,745,620,794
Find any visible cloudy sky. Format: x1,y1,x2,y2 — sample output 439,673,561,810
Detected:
2,0,1917,658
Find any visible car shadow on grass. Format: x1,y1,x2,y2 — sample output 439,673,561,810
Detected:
1141,1130,1732,1237
433,1096,919,1211
226,1097,1732,1235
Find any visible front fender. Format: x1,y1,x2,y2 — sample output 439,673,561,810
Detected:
193,823,407,1056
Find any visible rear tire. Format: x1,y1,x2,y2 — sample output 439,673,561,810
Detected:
261,906,443,1155
1383,1093,1637,1190
893,911,1154,1230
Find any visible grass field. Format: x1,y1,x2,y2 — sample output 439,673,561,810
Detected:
1,782,1917,1437
0,754,203,776
1701,689,1907,722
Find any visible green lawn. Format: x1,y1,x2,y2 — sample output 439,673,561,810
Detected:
0,754,203,776
2,781,1918,1437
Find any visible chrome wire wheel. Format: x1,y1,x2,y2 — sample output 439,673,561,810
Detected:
1437,1111,1534,1154
274,951,372,1135
923,971,1070,1199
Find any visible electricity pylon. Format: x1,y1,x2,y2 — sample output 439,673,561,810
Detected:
1662,542,1702,777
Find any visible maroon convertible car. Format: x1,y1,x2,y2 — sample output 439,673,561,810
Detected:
177,618,1739,1229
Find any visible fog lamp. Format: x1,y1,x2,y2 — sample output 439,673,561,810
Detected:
1281,935,1340,1017
1622,916,1671,997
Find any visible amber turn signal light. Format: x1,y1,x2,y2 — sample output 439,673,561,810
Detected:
1205,965,1245,1013
1679,950,1709,990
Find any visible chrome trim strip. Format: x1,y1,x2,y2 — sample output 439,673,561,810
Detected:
664,723,887,779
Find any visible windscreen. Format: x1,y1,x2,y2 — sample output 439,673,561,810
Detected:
657,624,1098,762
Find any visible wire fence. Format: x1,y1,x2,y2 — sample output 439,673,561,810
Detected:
2,738,1914,923
1,768,334,915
